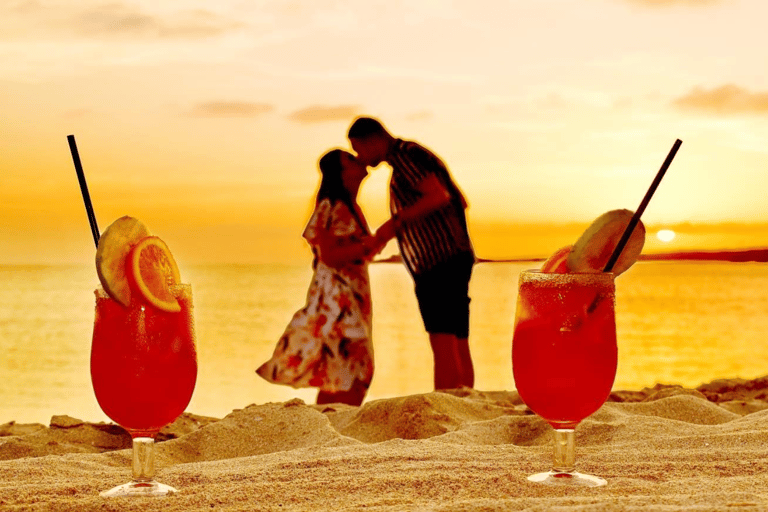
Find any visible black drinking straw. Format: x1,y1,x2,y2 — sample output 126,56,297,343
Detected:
603,138,683,273
67,134,101,248
585,138,682,315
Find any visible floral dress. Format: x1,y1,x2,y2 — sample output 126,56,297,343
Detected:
256,198,374,393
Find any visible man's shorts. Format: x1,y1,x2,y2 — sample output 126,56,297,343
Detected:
413,252,474,339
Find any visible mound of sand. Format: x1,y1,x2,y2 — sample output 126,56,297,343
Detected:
2,377,768,511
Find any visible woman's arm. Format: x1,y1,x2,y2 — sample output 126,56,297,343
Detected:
316,229,376,267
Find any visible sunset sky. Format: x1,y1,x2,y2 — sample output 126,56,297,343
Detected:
2,0,768,265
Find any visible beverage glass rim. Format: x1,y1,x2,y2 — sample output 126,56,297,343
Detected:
522,269,615,276
94,283,192,299
519,270,615,287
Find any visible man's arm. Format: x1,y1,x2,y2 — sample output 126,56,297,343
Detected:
373,174,453,245
406,173,454,219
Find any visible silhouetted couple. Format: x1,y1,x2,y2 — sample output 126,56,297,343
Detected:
257,117,475,406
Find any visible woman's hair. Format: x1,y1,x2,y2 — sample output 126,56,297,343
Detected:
316,149,349,207
315,149,368,234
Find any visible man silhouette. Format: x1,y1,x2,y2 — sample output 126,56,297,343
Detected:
348,116,475,390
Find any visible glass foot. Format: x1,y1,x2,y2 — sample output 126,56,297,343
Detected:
528,470,607,487
100,480,178,497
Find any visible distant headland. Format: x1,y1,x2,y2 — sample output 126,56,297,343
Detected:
636,248,768,263
374,248,768,264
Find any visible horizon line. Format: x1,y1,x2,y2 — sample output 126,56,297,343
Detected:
5,247,768,267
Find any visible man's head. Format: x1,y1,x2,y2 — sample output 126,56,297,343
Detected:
347,116,392,168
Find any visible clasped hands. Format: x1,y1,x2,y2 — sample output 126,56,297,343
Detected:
361,217,399,260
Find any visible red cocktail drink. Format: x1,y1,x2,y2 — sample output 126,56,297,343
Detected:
91,285,197,437
512,270,616,486
513,272,616,429
81,211,198,496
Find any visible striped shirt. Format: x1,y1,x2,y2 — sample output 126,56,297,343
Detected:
387,138,474,276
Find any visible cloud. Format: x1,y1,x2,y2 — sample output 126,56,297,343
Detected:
534,93,575,110
190,101,274,118
9,0,42,14
405,110,433,121
288,105,361,124
77,5,244,38
625,0,722,6
672,84,768,115
0,2,243,40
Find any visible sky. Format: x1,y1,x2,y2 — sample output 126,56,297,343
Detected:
2,0,768,265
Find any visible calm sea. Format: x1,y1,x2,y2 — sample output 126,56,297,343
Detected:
1,261,767,425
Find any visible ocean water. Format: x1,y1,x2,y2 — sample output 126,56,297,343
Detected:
1,261,768,425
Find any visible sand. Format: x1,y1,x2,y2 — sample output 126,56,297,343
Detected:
2,378,768,511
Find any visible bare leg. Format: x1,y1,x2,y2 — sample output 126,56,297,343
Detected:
429,333,475,390
456,337,475,388
429,333,462,390
316,379,368,406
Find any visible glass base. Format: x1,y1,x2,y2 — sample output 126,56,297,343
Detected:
100,480,178,497
527,470,607,487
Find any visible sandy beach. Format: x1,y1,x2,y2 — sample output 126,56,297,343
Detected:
2,378,768,511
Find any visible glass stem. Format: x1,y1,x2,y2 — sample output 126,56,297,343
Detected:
551,429,576,474
132,437,156,482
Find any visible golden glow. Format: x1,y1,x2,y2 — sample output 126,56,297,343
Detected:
656,229,676,243
2,1,768,264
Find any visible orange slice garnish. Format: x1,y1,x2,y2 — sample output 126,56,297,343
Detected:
128,236,181,313
95,216,151,306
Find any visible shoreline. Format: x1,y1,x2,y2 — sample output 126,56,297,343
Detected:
2,375,768,510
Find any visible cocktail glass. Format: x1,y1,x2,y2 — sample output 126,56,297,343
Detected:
90,284,197,497
512,270,617,486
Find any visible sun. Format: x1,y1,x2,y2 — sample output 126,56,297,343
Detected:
656,229,676,243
